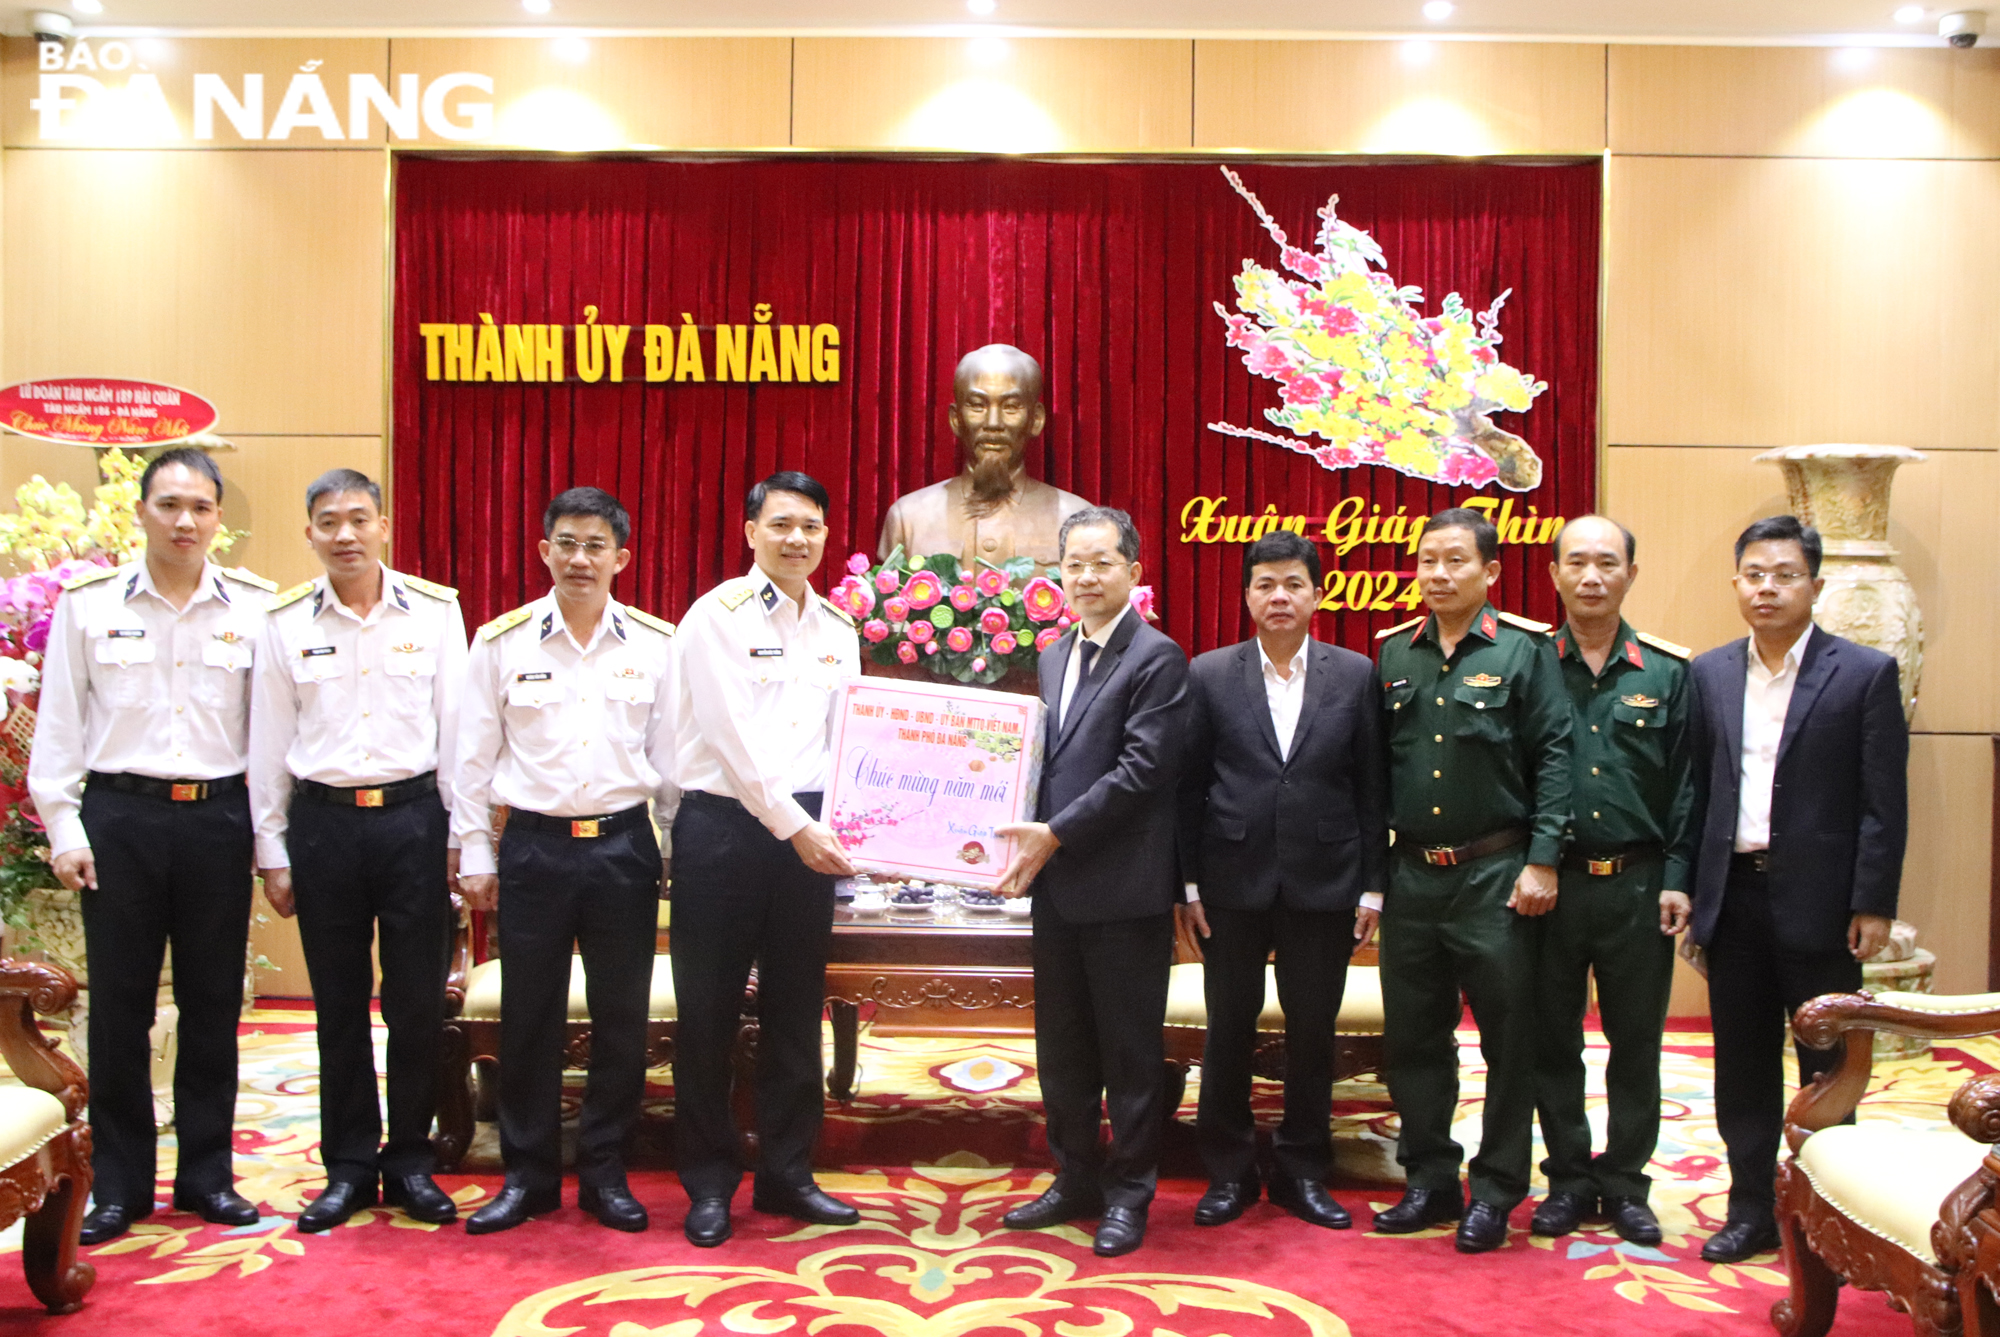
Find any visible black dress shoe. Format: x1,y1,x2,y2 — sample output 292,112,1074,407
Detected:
465,1182,561,1236
1372,1186,1464,1234
578,1184,650,1233
1093,1204,1147,1257
1194,1180,1258,1226
1602,1196,1663,1246
684,1197,732,1248
1004,1184,1105,1230
751,1183,860,1226
172,1188,260,1227
79,1202,149,1245
1701,1216,1779,1263
1529,1191,1592,1238
1455,1200,1512,1254
297,1180,378,1233
383,1173,458,1224
1269,1178,1352,1229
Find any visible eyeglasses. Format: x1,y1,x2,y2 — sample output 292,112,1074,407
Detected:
1735,568,1809,587
551,537,612,556
1060,559,1128,578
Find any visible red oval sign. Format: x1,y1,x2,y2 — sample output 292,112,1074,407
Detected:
0,378,219,447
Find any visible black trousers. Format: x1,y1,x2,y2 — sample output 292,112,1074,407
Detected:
495,812,660,1192
288,789,451,1184
1197,902,1356,1186
1706,861,1862,1219
1031,899,1174,1211
79,783,253,1209
668,790,835,1202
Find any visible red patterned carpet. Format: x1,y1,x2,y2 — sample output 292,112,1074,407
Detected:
0,1008,1965,1337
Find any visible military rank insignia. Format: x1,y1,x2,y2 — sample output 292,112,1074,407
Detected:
1462,673,1503,688
1620,693,1660,709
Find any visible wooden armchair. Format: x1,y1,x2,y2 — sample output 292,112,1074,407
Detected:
1159,907,1386,1119
1776,989,2000,1337
0,960,95,1314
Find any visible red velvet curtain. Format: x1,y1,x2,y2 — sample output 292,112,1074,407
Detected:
392,157,1598,654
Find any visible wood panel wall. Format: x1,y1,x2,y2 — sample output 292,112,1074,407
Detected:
0,36,1991,1000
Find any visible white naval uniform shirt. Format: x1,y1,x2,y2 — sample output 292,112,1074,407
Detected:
670,567,860,842
1735,622,1813,854
452,593,678,878
28,559,271,859
249,565,469,869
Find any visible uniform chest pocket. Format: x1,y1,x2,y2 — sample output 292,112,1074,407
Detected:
90,630,154,706
1611,698,1668,742
1382,682,1419,717
384,651,437,680
507,676,561,710
1452,683,1511,741
605,674,656,706
291,647,341,685
91,633,155,669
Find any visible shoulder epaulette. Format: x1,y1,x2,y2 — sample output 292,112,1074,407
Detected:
625,607,675,637
1497,611,1553,634
1375,615,1424,641
401,574,457,602
223,567,278,593
60,565,121,592
268,581,315,611
818,594,855,628
1637,631,1692,660
717,581,756,613
478,605,535,641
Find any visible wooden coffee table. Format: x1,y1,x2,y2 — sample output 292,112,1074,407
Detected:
824,905,1034,1099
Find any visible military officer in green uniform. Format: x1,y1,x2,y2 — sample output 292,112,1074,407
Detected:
1528,515,1694,1247
1372,506,1572,1254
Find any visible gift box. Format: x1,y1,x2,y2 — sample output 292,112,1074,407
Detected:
823,675,1045,891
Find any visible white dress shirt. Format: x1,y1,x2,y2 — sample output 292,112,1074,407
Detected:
670,567,860,842
452,592,678,878
249,565,468,869
29,559,270,858
1057,603,1130,729
1259,637,1309,762
1734,622,1813,853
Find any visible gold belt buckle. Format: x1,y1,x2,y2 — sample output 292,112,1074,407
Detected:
355,788,385,808
571,819,601,838
1587,856,1621,876
170,782,205,802
1423,846,1458,867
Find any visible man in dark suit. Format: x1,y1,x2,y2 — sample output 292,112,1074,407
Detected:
1687,514,1907,1263
996,506,1189,1258
1178,529,1386,1231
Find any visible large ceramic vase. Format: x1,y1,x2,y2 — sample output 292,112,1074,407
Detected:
1754,444,1927,721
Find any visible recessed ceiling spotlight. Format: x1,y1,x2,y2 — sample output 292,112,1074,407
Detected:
1422,1,1454,20
1832,46,1875,71
522,0,551,13
553,34,588,61
1894,4,1926,21
968,34,1009,65
72,0,103,13
966,0,997,13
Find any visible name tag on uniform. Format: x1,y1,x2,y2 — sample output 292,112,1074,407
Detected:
749,648,783,658
1385,678,1409,690
107,628,145,640
301,646,336,658
517,671,552,682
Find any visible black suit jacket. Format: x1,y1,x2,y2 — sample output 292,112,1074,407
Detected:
1031,610,1190,924
1688,627,1907,953
1177,638,1387,913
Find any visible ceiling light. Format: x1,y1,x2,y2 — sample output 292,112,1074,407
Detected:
71,0,103,12
552,35,588,61
1832,46,1875,71
1400,40,1435,65
1422,1,1454,19
966,0,996,13
522,0,551,13
1894,5,1926,21
967,35,1009,65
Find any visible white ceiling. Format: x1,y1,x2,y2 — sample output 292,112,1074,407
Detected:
52,0,1986,44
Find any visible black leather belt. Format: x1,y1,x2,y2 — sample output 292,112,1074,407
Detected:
88,771,245,803
507,803,649,839
297,772,437,809
1732,850,1770,874
1562,843,1664,877
1399,826,1527,868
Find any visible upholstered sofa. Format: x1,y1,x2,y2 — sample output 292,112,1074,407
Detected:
0,959,94,1314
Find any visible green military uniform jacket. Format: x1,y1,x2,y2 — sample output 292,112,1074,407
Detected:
1377,602,1572,869
1551,620,1697,892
